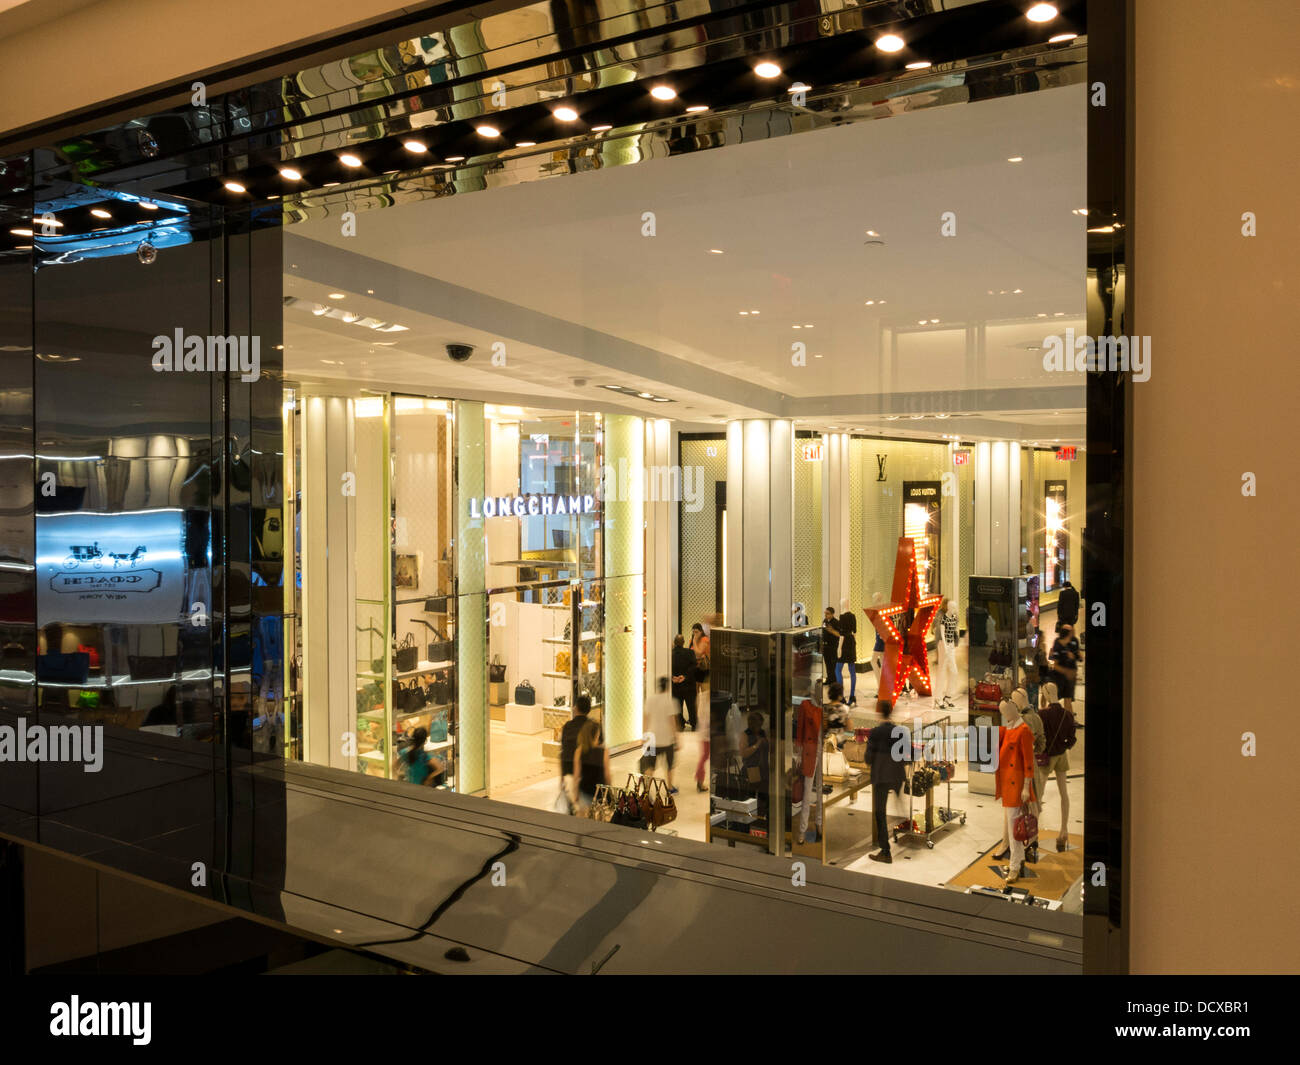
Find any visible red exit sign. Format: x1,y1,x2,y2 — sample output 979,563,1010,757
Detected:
801,442,823,461
1055,446,1078,460
953,450,971,465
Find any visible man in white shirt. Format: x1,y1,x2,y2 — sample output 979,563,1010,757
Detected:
642,676,680,793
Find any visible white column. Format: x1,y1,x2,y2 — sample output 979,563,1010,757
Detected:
974,440,1022,577
821,432,851,613
301,395,357,770
726,418,794,630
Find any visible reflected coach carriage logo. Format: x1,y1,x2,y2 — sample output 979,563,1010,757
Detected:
51,543,160,594
61,543,148,569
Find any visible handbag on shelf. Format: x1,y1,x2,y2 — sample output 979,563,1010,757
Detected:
428,709,449,743
423,596,448,614
580,651,590,674
514,680,536,706
1012,804,1038,842
842,740,867,764
823,740,849,779
77,643,101,670
430,673,451,705
489,655,507,683
426,628,453,663
593,640,603,668
395,633,419,673
554,650,571,674
589,784,615,822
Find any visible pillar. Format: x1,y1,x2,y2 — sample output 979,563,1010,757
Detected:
974,440,1022,577
725,419,793,630
644,418,673,706
603,414,644,748
821,431,851,614
455,400,487,794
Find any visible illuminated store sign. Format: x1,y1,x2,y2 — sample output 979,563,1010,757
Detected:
37,510,186,625
467,494,596,519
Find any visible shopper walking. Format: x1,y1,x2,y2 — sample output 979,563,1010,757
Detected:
670,634,699,731
839,610,859,706
934,597,960,709
1038,682,1078,851
1049,624,1081,712
573,717,611,816
1055,580,1079,634
642,676,680,793
403,726,445,787
867,699,907,864
558,694,592,812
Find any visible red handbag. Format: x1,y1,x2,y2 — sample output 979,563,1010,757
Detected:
1012,804,1038,842
78,644,100,669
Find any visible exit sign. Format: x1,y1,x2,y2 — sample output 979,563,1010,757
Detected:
1055,446,1077,460
953,450,971,465
801,442,823,461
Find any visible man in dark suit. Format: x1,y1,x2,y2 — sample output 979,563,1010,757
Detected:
670,634,699,730
1056,580,1080,634
866,699,909,864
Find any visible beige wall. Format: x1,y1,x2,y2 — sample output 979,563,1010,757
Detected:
0,0,414,132
1132,0,1300,973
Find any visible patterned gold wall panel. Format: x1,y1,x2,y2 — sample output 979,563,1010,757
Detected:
958,456,975,617
793,442,822,619
679,436,727,632
603,415,644,748
455,401,487,794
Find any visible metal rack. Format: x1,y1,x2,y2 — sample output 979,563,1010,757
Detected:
893,710,966,849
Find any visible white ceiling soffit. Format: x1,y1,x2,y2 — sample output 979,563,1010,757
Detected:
285,83,1088,420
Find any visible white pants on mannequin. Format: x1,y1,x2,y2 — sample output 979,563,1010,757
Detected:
1004,806,1025,876
935,645,959,704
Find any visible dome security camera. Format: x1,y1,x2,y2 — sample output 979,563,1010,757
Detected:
446,343,474,362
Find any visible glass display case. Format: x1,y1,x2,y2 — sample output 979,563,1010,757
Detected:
705,625,821,854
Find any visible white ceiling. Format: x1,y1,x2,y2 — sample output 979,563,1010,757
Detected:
286,82,1088,441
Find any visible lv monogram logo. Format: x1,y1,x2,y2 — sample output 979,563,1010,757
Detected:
876,454,888,482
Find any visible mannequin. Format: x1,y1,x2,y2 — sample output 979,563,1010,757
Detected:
934,597,960,709
869,592,885,691
1037,681,1076,851
991,698,1039,883
1011,687,1046,862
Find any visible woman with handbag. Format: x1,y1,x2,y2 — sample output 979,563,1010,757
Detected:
572,718,611,816
991,699,1039,883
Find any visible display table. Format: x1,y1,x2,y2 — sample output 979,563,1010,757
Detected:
505,702,545,734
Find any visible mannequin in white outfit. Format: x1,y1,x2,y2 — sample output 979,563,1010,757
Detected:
934,597,960,709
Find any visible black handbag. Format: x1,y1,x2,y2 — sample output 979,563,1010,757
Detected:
431,674,451,705
423,596,448,613
514,680,535,706
395,633,419,673
396,681,426,712
126,654,171,681
426,628,453,662
489,655,506,683
39,651,91,684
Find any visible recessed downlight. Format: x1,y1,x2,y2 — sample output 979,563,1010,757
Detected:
709,249,723,254
279,167,302,181
553,106,579,122
223,181,246,193
649,85,676,101
327,293,345,300
875,34,905,53
1027,3,1059,23
1007,156,1024,163
402,139,427,153
754,61,782,79
475,124,500,137
339,153,362,167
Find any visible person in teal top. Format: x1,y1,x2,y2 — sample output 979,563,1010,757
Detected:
403,727,444,786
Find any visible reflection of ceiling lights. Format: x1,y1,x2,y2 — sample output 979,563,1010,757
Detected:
339,153,362,167
90,208,112,219
1049,32,1077,43
475,124,500,137
283,296,409,332
223,181,246,193
905,60,932,70
553,106,579,122
754,61,781,78
402,140,427,153
10,228,33,237
280,167,302,181
1007,156,1023,163
140,202,158,211
1027,3,1059,23
515,141,536,148
875,34,905,53
650,85,676,101
685,104,709,113
328,292,345,300
591,124,612,132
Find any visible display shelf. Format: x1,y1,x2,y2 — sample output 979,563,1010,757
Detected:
541,632,599,643
395,659,454,678
544,600,596,610
395,703,451,721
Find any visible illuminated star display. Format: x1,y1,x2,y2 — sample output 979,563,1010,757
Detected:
865,537,944,701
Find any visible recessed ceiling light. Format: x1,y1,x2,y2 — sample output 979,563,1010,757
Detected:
1013,288,1022,294
10,228,33,237
1007,156,1024,163
475,124,500,137
754,61,782,79
650,85,676,101
875,34,905,53
814,354,824,359
402,139,427,153
865,300,875,305
750,310,760,315
1049,32,1077,43
1037,313,1048,317
638,391,654,398
1027,3,1059,23
905,60,932,70
553,106,579,121
685,104,709,113
223,181,246,193
339,153,362,167
865,229,879,237
90,208,112,219
445,155,465,162
328,293,345,300
515,141,536,147
739,311,749,316
709,248,723,254
929,318,939,324
918,320,927,325
279,167,302,181
651,396,672,403
591,124,612,132
804,324,814,328
793,325,802,329
1072,207,1090,215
